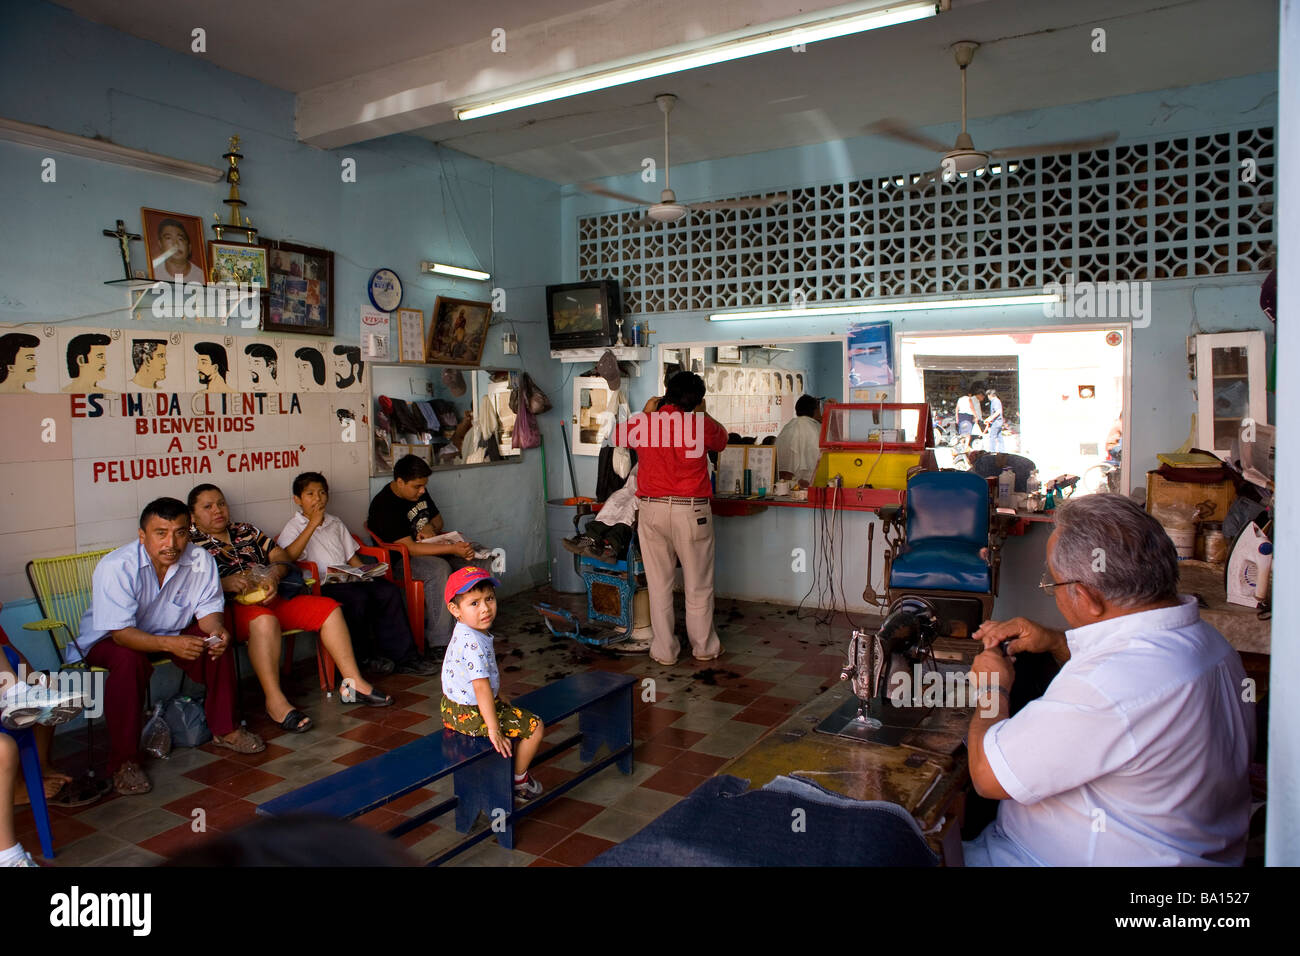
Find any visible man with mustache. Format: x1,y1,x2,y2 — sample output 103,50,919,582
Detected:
194,341,233,392
62,333,114,394
72,498,265,797
244,342,277,387
332,345,363,389
0,333,39,394
130,339,168,390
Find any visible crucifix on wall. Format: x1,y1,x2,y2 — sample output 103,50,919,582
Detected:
102,218,142,280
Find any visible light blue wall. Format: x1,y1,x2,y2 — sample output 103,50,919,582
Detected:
808,340,844,402
0,2,561,654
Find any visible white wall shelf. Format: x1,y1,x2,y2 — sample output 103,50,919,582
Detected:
550,345,650,374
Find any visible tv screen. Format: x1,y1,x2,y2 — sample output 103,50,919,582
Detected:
551,287,608,334
546,280,622,349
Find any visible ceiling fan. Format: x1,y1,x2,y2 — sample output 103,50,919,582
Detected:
870,41,1119,192
579,94,788,225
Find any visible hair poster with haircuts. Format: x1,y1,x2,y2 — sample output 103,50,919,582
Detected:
0,322,371,603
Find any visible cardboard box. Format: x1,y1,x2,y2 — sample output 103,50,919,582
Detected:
1145,471,1236,523
391,443,434,465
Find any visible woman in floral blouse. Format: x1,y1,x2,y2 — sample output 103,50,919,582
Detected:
187,483,392,733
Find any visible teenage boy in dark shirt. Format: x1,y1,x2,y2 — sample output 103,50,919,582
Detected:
367,454,477,651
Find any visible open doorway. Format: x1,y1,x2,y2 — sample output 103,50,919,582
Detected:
898,327,1130,496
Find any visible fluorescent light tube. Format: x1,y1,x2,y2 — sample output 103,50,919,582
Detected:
709,293,1061,321
0,117,224,182
420,261,492,281
457,1,936,120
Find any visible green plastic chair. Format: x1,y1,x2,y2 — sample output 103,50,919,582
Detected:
25,550,186,772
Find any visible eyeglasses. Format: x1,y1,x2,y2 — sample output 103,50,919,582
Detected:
1038,572,1081,594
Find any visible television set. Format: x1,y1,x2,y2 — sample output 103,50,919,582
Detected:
546,279,624,350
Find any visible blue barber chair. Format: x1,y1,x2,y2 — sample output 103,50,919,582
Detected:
878,471,1004,635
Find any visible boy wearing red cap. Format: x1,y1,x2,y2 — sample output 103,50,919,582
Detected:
440,567,545,801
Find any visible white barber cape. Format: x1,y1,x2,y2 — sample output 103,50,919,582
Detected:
964,596,1253,866
774,415,821,485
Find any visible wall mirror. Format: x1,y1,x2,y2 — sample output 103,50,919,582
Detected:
371,364,523,476
658,338,847,442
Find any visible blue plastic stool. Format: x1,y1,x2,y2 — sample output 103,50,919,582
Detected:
2,644,55,859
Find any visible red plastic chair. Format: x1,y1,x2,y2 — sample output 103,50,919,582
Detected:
226,560,337,692
360,527,426,653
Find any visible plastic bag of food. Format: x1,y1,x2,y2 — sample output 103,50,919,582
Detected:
141,702,172,759
234,564,277,605
1150,501,1199,530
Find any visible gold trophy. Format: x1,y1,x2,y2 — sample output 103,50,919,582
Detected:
212,134,258,244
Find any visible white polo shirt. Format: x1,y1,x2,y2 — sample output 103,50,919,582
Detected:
72,541,225,662
276,512,357,572
964,596,1253,866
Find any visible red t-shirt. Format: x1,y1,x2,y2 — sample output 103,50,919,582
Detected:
619,406,728,498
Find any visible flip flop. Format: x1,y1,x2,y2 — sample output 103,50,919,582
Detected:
275,708,313,734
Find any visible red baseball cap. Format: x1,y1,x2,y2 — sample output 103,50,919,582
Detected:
444,566,500,604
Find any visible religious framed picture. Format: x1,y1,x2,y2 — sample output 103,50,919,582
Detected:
206,240,268,287
260,238,334,336
140,208,208,283
426,296,490,366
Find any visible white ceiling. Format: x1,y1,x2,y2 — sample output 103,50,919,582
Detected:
54,0,1278,184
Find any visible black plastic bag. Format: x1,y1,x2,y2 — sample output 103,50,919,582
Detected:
163,695,212,749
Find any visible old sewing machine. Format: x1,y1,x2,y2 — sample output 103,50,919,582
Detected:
818,469,1009,746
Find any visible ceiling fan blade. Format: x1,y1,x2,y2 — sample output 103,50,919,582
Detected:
578,182,653,205
867,118,953,155
689,194,790,211
987,132,1118,160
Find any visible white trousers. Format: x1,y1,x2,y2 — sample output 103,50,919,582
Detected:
637,498,722,662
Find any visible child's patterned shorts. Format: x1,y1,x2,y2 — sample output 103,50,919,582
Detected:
441,695,540,739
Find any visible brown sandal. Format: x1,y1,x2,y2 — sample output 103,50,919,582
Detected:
212,727,267,755
113,761,152,796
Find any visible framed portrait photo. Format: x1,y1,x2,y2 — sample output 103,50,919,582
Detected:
261,239,334,336
141,208,208,283
207,240,268,286
426,296,490,366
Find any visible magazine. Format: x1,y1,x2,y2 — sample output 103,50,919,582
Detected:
324,562,389,584
422,530,496,563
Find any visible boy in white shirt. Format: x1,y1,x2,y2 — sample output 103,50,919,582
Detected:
277,472,437,676
440,567,545,802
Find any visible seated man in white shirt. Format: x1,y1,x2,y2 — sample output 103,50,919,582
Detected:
774,395,822,487
76,497,265,797
964,494,1253,866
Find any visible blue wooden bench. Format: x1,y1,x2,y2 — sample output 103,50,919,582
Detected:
258,670,635,864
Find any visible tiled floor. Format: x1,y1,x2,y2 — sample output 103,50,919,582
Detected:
17,588,856,867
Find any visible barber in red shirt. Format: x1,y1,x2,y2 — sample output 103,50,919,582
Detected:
621,371,728,666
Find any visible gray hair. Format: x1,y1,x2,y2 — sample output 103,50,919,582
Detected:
1049,494,1179,607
